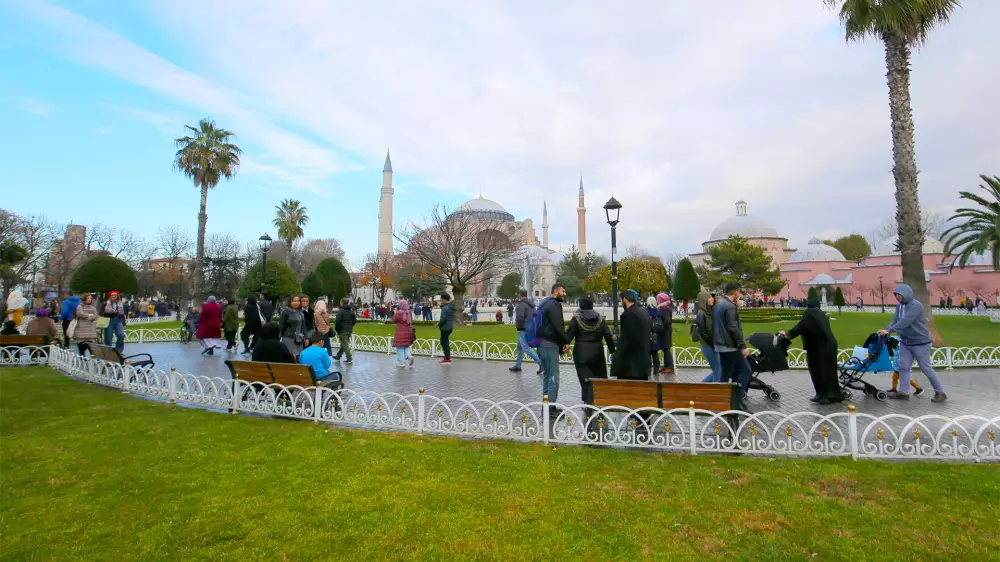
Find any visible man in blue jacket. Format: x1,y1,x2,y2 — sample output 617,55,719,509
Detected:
878,284,947,403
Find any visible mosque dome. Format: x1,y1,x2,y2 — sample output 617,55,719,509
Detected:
786,243,847,263
707,200,781,241
451,196,515,222
521,244,562,264
871,236,945,257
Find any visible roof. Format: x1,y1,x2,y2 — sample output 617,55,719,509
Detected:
870,235,945,257
785,243,847,263
451,196,515,222
579,176,584,197
707,200,781,241
383,151,392,173
520,244,562,264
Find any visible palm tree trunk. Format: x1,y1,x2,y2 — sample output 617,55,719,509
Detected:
883,30,941,344
194,182,209,305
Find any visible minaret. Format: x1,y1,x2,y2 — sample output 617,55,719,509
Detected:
377,151,394,256
542,200,549,249
577,176,587,256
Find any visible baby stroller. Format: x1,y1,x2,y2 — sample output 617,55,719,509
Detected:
839,333,892,401
745,332,790,401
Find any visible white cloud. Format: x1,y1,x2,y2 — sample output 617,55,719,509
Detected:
14,96,52,116
8,0,999,257
94,126,111,134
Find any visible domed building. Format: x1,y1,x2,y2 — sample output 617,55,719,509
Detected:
688,200,797,268
447,195,539,250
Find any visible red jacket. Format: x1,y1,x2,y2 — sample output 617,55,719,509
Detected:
196,301,223,339
392,310,415,347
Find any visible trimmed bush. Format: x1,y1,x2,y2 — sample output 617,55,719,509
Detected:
70,256,139,295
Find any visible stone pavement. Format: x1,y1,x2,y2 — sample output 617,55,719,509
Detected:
125,342,1000,418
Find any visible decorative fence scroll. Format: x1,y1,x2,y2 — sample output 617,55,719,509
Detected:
46,347,999,462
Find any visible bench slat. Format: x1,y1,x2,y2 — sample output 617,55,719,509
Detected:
0,335,48,345
270,372,315,386
586,378,740,410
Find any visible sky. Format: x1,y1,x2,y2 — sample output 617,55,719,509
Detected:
1,0,998,264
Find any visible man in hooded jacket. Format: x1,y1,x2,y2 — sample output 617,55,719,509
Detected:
878,284,947,403
566,297,616,400
509,290,542,374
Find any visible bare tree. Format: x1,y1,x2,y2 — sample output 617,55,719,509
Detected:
867,211,948,249
157,227,194,261
361,251,398,304
1,210,56,300
661,252,687,277
203,233,244,298
395,204,517,321
294,238,346,279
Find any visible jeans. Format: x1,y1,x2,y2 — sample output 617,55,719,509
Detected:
700,342,722,382
538,346,561,403
896,343,945,395
334,332,353,361
514,330,541,368
395,346,412,364
440,329,452,359
718,350,752,395
104,317,125,352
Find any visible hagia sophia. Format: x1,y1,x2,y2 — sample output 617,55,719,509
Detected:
691,201,1000,304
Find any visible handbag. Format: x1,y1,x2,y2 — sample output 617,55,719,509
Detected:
66,319,78,339
96,316,110,329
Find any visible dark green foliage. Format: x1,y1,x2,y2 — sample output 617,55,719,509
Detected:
807,287,820,302
834,287,846,307
497,273,522,300
301,271,323,299
238,260,301,298
824,234,872,262
394,264,448,302
312,258,352,303
672,258,700,301
69,256,139,295
695,236,785,296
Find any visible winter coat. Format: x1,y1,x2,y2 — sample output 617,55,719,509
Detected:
314,301,331,335
244,300,264,332
103,300,125,319
223,303,240,332
694,291,714,347
26,317,59,339
788,301,838,354
302,306,315,332
539,297,569,348
278,307,305,341
713,296,746,351
610,302,651,380
885,284,931,346
196,301,223,339
73,302,99,341
335,304,357,334
60,296,81,321
251,323,296,364
392,310,415,347
567,310,615,366
259,300,275,324
646,305,666,351
438,303,454,331
514,298,535,331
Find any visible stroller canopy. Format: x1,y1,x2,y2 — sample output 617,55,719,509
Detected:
748,332,791,373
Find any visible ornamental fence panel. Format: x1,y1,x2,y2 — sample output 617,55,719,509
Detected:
46,346,1000,461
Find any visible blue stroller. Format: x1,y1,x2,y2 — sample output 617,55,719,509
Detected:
838,333,894,401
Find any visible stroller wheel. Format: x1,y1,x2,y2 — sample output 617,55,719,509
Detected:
875,390,888,402
863,387,872,396
842,389,853,400
767,391,780,401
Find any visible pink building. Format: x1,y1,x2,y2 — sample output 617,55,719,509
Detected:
780,237,1000,306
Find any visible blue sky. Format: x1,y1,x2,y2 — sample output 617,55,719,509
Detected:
1,0,998,263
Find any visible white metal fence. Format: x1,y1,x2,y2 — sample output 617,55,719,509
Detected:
40,347,1000,462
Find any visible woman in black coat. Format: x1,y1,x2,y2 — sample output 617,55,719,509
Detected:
566,297,616,401
780,298,842,404
251,322,296,364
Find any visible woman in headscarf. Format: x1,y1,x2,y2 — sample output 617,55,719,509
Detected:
694,291,722,382
566,297,616,401
73,294,100,356
26,307,59,340
278,294,306,359
645,296,666,376
656,292,675,374
779,297,843,404
196,295,224,356
251,322,296,363
5,290,28,327
392,299,415,367
313,297,332,356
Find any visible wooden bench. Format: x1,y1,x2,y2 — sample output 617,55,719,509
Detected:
0,335,50,364
583,379,742,412
0,334,49,347
88,344,155,369
225,360,343,414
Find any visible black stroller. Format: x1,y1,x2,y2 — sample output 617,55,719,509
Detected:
745,332,790,401
839,333,892,401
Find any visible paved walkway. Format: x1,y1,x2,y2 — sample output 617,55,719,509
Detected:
125,342,1000,418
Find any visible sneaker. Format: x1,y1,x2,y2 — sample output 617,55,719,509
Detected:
536,367,544,375
344,359,353,364
509,366,523,373
913,387,925,396
931,392,947,403
439,358,452,365
659,368,674,375
886,390,910,400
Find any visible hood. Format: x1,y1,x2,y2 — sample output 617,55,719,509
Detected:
656,292,672,308
315,300,327,313
807,298,822,309
697,291,711,310
577,309,600,322
66,296,81,306
521,297,535,307
259,322,281,340
893,284,914,304
398,299,410,311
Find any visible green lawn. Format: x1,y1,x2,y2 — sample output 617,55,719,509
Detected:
2,368,997,560
126,312,1000,348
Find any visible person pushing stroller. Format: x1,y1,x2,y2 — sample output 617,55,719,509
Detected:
878,284,947,403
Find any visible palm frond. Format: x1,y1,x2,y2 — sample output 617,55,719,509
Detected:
824,0,960,45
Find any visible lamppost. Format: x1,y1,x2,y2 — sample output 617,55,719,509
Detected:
177,265,185,319
603,197,622,336
258,233,273,295
878,276,886,313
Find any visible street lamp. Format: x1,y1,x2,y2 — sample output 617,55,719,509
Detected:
177,265,185,319
258,233,273,295
603,197,622,336
878,276,886,313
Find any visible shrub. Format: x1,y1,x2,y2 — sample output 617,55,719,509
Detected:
70,256,139,295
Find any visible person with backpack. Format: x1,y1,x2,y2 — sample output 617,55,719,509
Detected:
509,290,542,374
656,292,675,374
645,296,667,376
610,289,651,380
532,283,569,409
692,291,721,382
437,293,454,364
566,296,615,401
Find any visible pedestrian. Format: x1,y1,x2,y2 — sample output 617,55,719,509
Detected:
259,294,275,324
197,296,224,356
780,296,843,404
26,307,59,341
656,292,675,374
223,297,240,352
59,295,81,348
645,296,667,376
314,298,332,356
278,294,306,360
976,297,987,316
392,299,416,367
437,293,454,364
506,302,514,323
496,308,503,323
73,294,99,356
102,290,127,352
887,336,923,396
694,291,722,383
333,297,356,363
5,290,27,326
965,296,974,315
301,295,315,334
241,294,263,355
879,284,947,402
714,282,752,397
147,300,155,318
566,296,615,401
856,296,863,311
470,301,478,322
610,289,651,381
509,289,543,374
1,320,18,334
537,283,570,409
251,322,296,363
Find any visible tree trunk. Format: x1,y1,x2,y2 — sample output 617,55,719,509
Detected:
194,182,209,305
883,31,942,345
452,283,466,325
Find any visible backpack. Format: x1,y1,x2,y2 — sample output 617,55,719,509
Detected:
690,322,700,343
650,315,664,335
524,298,556,349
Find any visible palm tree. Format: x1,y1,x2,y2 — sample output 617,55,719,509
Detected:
273,198,309,265
174,119,242,300
942,175,1000,271
824,0,960,343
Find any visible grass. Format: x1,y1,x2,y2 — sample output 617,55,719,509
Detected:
126,312,1000,348
2,367,998,560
